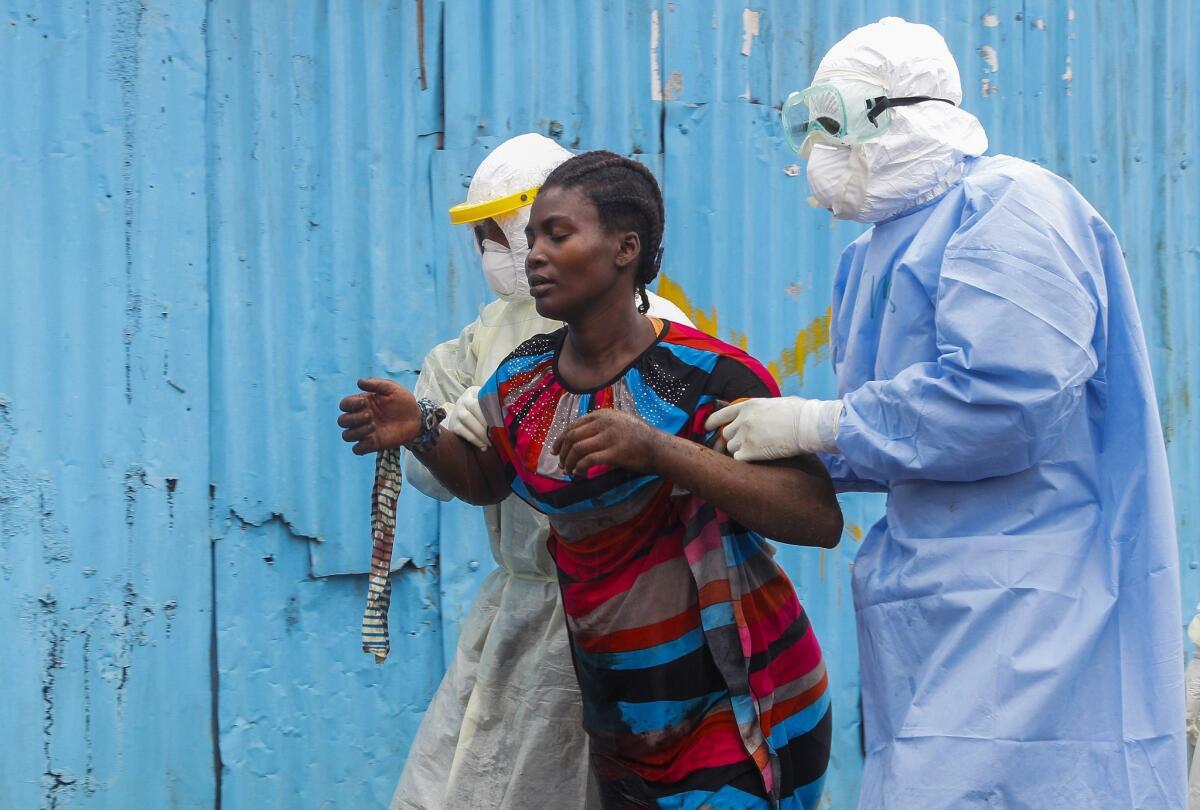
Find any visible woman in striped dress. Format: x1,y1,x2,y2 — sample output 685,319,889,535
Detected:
338,152,841,808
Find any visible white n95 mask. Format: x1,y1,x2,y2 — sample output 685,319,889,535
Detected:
480,238,531,302
806,144,870,220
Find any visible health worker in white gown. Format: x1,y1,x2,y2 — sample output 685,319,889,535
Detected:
391,133,692,810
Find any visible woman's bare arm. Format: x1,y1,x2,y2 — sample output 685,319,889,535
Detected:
647,435,840,547
409,434,510,506
554,410,842,547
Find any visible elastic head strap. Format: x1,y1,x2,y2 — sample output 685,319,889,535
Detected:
865,95,956,126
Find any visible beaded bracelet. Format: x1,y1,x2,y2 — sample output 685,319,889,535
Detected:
405,398,447,455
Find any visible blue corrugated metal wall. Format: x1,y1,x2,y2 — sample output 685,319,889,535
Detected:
1,2,214,807
1,1,1196,807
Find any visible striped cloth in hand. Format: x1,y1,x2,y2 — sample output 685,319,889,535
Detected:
362,447,402,663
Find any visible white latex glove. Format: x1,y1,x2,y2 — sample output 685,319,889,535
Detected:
705,396,843,461
443,385,489,451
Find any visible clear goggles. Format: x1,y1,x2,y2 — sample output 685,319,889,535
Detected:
781,81,955,156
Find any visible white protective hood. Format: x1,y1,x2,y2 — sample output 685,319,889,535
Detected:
467,133,573,301
806,16,988,223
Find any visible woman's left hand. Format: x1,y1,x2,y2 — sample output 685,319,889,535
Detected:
552,409,664,477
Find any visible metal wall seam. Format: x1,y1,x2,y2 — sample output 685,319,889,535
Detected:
205,1,447,806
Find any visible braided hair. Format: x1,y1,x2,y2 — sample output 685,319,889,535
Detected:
539,151,665,314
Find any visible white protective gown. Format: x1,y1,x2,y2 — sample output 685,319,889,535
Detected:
392,292,691,810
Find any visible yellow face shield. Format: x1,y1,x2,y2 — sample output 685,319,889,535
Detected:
447,186,540,225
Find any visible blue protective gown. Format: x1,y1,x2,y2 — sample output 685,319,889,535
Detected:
822,155,1186,808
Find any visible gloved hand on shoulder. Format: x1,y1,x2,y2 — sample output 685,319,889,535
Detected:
443,385,490,451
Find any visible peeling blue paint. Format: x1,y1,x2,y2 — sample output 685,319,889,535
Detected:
1,0,214,806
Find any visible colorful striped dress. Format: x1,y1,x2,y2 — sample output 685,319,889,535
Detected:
478,318,831,809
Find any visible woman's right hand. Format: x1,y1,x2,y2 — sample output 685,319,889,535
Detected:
337,378,422,455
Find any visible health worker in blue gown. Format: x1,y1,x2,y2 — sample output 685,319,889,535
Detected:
708,16,1185,809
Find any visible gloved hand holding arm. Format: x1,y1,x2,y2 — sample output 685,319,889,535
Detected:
705,396,844,460
553,409,842,547
706,396,889,492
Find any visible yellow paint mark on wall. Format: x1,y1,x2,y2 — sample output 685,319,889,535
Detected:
656,273,719,336
776,308,832,385
656,273,831,386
